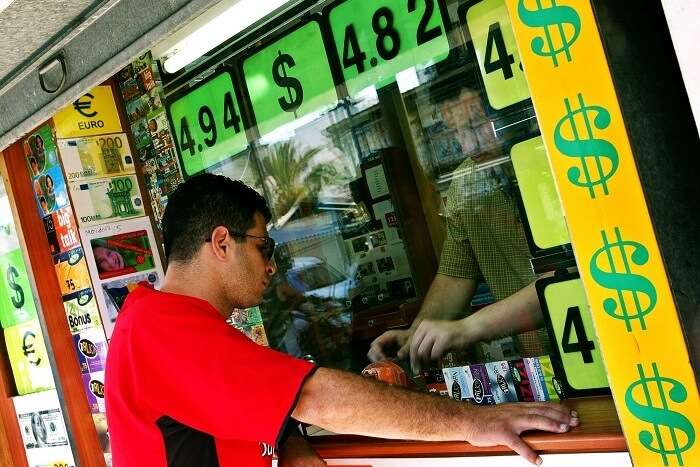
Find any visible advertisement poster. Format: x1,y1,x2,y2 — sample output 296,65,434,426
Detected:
4,319,55,395
23,125,69,217
57,133,135,181
13,389,76,467
73,327,108,374
54,248,93,297
81,217,163,337
82,371,106,413
69,174,145,227
42,206,80,256
63,288,102,334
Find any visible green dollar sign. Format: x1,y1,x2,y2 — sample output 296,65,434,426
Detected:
554,94,619,199
589,227,656,332
517,0,581,66
626,363,695,466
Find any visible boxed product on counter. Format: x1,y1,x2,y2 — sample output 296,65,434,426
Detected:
442,355,561,405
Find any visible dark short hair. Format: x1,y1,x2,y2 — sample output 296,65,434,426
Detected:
162,174,271,263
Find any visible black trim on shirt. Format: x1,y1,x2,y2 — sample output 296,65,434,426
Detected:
275,366,319,450
156,416,220,467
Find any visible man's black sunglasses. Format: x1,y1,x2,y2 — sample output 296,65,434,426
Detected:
205,229,275,261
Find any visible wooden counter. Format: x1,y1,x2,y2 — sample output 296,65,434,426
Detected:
309,396,626,458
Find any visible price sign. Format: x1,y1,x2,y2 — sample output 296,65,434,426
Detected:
243,21,338,138
462,0,529,110
168,71,248,177
536,273,609,396
510,135,569,251
328,0,450,96
0,248,37,329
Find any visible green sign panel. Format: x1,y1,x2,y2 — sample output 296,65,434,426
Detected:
168,71,248,177
4,319,55,395
0,248,37,329
510,136,569,250
464,0,530,110
539,276,608,395
243,21,338,138
328,0,450,96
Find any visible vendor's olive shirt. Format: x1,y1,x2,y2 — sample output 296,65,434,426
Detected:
438,157,550,356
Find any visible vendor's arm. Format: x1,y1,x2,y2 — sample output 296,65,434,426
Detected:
293,367,579,466
409,279,543,371
368,274,476,361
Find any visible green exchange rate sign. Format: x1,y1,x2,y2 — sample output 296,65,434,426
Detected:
168,71,249,177
328,0,450,97
243,21,338,139
0,248,37,329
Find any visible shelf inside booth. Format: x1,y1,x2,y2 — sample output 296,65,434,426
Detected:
307,396,625,458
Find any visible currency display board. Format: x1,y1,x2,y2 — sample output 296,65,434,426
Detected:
536,273,608,397
461,0,530,111
327,0,450,96
243,21,338,139
0,248,38,328
168,71,248,177
510,135,570,252
507,0,700,465
53,86,123,139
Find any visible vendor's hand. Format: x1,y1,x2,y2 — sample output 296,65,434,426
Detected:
367,329,412,362
464,402,580,465
409,318,474,372
278,434,327,467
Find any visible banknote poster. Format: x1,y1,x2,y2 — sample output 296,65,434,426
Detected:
58,133,135,182
69,174,145,227
81,217,163,337
13,389,76,467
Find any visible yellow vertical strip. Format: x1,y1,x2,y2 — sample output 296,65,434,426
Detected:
505,1,699,465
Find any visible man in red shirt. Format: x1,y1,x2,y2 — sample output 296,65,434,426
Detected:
105,174,578,467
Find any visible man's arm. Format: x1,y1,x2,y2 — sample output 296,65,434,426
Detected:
368,274,476,361
408,280,543,370
293,367,579,465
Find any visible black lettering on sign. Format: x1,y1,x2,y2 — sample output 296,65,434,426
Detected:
78,338,97,358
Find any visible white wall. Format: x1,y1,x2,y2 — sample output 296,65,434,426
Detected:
661,0,700,136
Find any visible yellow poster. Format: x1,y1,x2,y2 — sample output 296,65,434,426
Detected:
505,1,699,466
53,85,122,138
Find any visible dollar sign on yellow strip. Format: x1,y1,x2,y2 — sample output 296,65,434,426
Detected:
516,0,581,67
590,227,656,332
554,93,619,198
626,363,696,465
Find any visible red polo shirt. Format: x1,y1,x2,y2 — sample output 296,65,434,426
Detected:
105,285,316,466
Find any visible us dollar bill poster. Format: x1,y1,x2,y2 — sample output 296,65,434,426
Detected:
13,389,76,467
58,133,135,182
69,174,145,227
81,217,163,338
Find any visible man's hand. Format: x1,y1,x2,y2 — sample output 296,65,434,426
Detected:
464,402,580,465
409,318,474,372
367,329,412,362
278,433,326,467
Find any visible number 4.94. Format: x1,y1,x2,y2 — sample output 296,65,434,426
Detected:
179,91,241,157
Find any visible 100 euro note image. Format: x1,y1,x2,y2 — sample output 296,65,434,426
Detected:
58,134,135,182
69,175,144,227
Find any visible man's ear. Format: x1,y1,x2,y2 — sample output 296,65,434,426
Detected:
208,226,231,261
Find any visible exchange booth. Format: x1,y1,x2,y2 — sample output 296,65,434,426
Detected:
0,0,698,466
